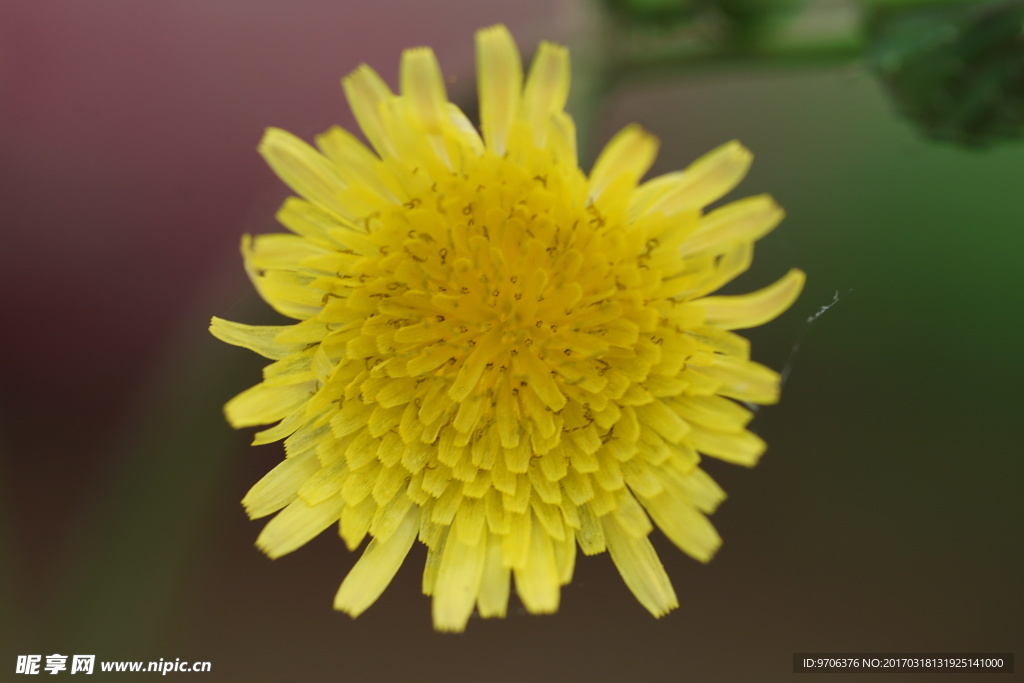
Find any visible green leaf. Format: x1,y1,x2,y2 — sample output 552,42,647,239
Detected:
866,0,1024,147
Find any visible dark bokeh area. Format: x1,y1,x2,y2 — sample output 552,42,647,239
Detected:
2,1,1021,682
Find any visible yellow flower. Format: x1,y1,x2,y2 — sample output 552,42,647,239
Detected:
212,25,804,632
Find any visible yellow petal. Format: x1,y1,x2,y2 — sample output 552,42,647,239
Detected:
315,126,397,202
339,496,376,550
335,504,420,617
680,194,784,257
432,516,487,632
242,235,324,320
612,491,653,538
251,409,306,445
242,446,321,519
275,198,373,254
501,509,532,569
516,346,566,411
548,110,577,167
224,379,312,428
476,25,522,156
687,326,751,359
672,395,752,433
521,41,570,148
637,398,690,444
637,489,722,563
634,140,753,217
454,497,487,546
401,47,448,133
209,317,302,360
575,503,605,554
695,268,805,330
258,128,348,217
588,124,658,202
370,488,414,543
553,532,576,585
444,102,486,159
512,515,560,614
342,64,396,158
689,426,766,466
602,514,678,617
681,242,754,301
476,532,511,618
297,457,349,507
531,498,566,541
244,232,331,272
670,466,726,514
261,347,315,386
256,496,346,559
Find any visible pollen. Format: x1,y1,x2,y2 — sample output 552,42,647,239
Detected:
211,24,804,632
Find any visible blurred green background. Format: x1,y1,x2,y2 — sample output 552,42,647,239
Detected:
1,0,1021,680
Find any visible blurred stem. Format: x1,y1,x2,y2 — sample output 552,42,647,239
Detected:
568,0,868,161
604,35,863,86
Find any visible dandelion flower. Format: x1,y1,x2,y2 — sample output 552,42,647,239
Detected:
212,25,804,632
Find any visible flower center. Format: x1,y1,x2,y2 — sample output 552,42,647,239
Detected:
309,149,681,467
365,154,650,399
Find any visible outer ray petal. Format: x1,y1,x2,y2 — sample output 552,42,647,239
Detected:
258,128,349,218
342,64,396,158
256,496,347,559
672,466,727,514
588,124,659,203
242,446,321,519
521,41,570,148
689,426,767,466
512,513,560,613
224,379,312,428
549,110,578,167
694,268,806,330
638,488,722,563
209,318,304,360
315,126,399,202
433,515,487,632
241,236,324,320
476,25,522,156
603,514,678,617
476,532,511,617
633,140,753,218
680,194,785,257
400,47,448,133
335,504,421,617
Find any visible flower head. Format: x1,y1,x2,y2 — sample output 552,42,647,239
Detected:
212,25,803,632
